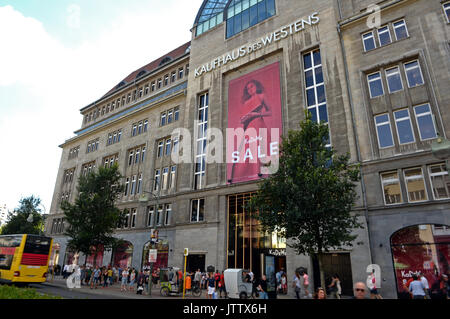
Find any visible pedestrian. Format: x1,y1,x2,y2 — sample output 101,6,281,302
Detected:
281,273,288,294
301,269,311,299
80,266,86,286
194,269,202,290
328,274,342,299
409,274,426,299
86,267,92,286
185,272,192,294
102,267,109,288
257,274,269,299
353,282,368,299
107,266,113,286
219,271,226,298
206,272,216,299
121,268,129,292
293,271,302,299
419,272,430,299
367,269,382,299
313,287,327,299
129,268,136,291
91,266,101,289
136,273,145,295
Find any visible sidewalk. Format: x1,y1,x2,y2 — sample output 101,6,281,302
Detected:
43,277,328,299
43,277,165,299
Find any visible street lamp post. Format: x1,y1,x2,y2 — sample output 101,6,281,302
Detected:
139,178,161,296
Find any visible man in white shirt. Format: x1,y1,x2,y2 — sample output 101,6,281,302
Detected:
419,272,430,299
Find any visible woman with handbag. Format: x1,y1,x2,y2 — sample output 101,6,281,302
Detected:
328,274,342,299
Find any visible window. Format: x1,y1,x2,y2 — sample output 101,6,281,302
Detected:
444,2,450,23
381,171,403,205
156,205,163,226
165,139,172,156
404,167,428,202
154,169,161,191
375,114,394,148
170,166,177,189
393,20,408,40
164,75,169,86
394,109,415,144
179,68,184,79
385,67,403,93
137,174,142,195
377,26,392,46
128,151,134,166
141,147,146,163
195,93,209,190
132,120,148,137
174,106,180,121
124,177,130,196
151,81,156,92
139,87,143,98
157,79,162,89
162,167,169,190
124,211,130,229
144,85,149,95
135,148,140,164
161,112,166,126
165,204,172,226
147,206,154,227
171,71,176,83
303,49,329,147
131,175,137,195
131,208,137,228
414,104,437,141
368,72,384,98
404,61,424,88
172,137,179,155
428,163,450,200
362,31,377,51
167,109,173,124
191,199,205,223
157,141,164,158
226,0,276,38
144,120,148,132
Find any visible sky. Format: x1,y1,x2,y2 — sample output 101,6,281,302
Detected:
0,0,204,213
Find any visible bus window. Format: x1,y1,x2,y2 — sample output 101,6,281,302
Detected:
0,235,22,270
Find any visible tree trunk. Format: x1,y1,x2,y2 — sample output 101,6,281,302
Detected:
317,253,326,290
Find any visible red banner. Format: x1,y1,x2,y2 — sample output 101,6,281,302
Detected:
227,62,282,184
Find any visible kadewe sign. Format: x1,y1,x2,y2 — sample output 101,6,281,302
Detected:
227,62,282,184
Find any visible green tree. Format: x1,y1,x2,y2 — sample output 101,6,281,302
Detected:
248,112,363,288
61,164,124,266
1,196,44,235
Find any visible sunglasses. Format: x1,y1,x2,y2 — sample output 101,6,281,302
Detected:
355,288,365,292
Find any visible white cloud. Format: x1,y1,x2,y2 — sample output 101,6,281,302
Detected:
0,1,202,212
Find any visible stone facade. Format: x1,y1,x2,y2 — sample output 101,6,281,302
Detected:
46,0,449,298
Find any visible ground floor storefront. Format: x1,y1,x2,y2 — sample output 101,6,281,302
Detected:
48,193,449,298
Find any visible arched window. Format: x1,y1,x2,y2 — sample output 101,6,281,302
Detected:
136,70,147,79
159,56,172,66
112,242,133,269
391,224,450,298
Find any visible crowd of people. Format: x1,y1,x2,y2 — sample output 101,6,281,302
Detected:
57,264,161,295
54,263,449,299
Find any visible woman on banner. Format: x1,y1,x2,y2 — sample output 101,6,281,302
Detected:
231,79,273,182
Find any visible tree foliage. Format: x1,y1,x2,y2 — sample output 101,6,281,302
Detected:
248,112,363,260
1,196,44,235
61,164,124,265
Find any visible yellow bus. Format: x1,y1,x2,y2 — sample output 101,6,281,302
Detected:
0,234,53,284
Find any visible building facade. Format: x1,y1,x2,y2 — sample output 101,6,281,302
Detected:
45,0,449,298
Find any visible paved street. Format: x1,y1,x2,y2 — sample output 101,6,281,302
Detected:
28,277,295,300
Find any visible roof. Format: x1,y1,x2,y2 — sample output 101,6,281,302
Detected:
81,41,191,112
195,0,230,25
